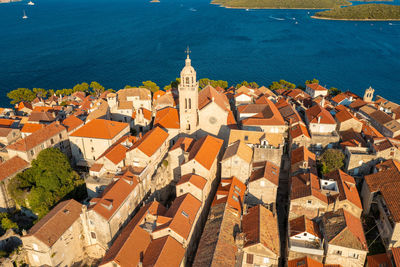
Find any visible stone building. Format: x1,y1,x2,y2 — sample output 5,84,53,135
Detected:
288,215,324,261
166,137,195,184
361,159,400,249
290,146,317,175
22,199,85,266
335,109,363,133
320,209,368,267
0,156,29,210
221,140,253,182
176,173,209,204
7,122,69,162
0,128,20,147
289,123,311,151
193,177,246,267
247,161,279,205
305,83,328,98
154,107,180,144
240,205,280,267
82,171,143,256
69,119,129,166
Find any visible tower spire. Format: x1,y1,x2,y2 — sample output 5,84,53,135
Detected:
185,46,191,59
185,46,192,66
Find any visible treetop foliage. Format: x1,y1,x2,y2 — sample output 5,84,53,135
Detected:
319,149,345,174
269,79,296,91
8,148,85,219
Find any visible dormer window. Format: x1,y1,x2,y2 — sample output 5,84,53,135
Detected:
181,210,189,218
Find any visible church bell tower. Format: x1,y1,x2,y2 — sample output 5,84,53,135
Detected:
179,47,198,134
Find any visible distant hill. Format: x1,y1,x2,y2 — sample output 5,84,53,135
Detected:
314,4,400,20
211,0,351,9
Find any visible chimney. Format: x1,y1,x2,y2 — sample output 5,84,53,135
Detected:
317,116,321,124
392,113,396,120
184,151,189,162
139,132,143,139
212,96,215,102
321,98,325,107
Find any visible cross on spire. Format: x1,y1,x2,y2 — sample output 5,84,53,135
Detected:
185,46,191,58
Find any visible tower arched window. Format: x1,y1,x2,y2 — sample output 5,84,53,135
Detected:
189,99,191,109
186,77,189,85
185,99,188,109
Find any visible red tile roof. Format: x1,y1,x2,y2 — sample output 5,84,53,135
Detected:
170,137,195,152
307,83,328,92
249,161,280,186
62,115,84,132
129,126,168,157
176,173,207,190
154,107,180,129
7,122,66,152
199,85,230,111
142,236,185,267
367,253,393,267
289,123,311,139
154,193,201,240
240,99,286,126
212,177,246,214
141,108,152,121
90,171,138,220
100,201,166,267
20,123,44,134
305,104,336,125
392,247,400,267
0,118,15,127
26,199,82,247
288,257,324,267
242,205,280,255
187,135,223,170
289,215,322,239
291,146,316,166
0,156,29,182
70,119,128,139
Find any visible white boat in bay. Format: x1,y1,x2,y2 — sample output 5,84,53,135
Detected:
22,10,28,19
27,1,35,5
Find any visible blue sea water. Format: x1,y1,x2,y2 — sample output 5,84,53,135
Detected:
0,0,400,106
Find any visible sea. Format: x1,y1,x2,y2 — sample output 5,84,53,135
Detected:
0,0,399,106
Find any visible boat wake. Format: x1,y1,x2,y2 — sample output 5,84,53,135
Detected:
270,16,285,21
189,8,197,12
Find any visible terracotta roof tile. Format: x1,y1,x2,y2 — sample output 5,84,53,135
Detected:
170,137,195,152
307,83,328,92
0,118,15,128
176,174,207,190
154,193,201,240
199,85,230,111
222,140,253,164
367,253,393,267
129,126,168,157
305,104,336,125
187,135,223,170
291,146,316,166
20,123,44,134
249,161,279,186
7,122,66,152
154,107,179,129
61,115,84,132
70,119,128,139
0,156,29,182
100,202,166,267
288,256,324,267
26,199,82,247
212,177,246,214
290,123,311,139
90,171,138,220
242,205,280,255
392,247,400,267
239,99,286,126
289,215,322,239
142,236,185,267
322,208,367,251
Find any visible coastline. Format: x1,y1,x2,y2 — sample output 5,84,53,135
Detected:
211,3,340,10
311,15,400,21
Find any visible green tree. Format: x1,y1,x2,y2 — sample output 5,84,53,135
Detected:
8,148,85,219
107,88,116,93
124,85,132,89
33,88,48,98
329,87,342,96
73,82,90,93
236,81,250,88
269,80,296,91
7,88,36,104
55,88,73,96
305,78,319,84
140,81,159,93
249,82,259,88
199,79,228,89
319,149,345,174
90,81,105,97
1,217,18,231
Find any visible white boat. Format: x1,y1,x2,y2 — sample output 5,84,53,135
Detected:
246,8,249,11
27,1,35,5
22,10,28,19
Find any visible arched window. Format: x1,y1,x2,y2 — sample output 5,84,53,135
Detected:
186,77,190,85
189,99,191,109
185,99,187,109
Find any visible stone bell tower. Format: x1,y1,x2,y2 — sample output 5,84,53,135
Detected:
363,86,374,102
179,47,198,134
